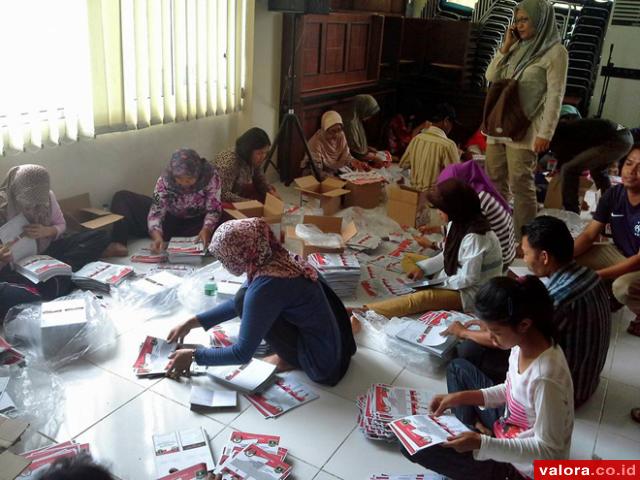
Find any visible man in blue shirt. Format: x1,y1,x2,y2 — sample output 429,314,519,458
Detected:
574,145,640,337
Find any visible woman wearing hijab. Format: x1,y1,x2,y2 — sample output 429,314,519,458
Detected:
436,160,516,265
165,218,356,385
344,94,382,162
105,148,222,256
300,111,370,179
360,179,503,318
212,127,280,204
484,0,568,238
0,164,109,301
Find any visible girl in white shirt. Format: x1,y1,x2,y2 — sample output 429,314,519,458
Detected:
363,178,503,318
401,276,574,480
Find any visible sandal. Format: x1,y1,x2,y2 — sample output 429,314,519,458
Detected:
631,408,640,424
627,317,640,337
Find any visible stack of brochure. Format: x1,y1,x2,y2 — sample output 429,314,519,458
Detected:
152,427,215,478
131,271,182,297
245,376,319,419
158,463,209,480
210,322,271,356
167,236,205,264
213,430,291,479
14,255,72,284
133,336,176,378
72,261,134,292
361,277,414,298
307,252,361,298
131,247,168,263
357,384,433,441
346,231,381,252
389,414,470,455
393,311,476,359
207,358,277,394
17,441,91,479
40,298,88,359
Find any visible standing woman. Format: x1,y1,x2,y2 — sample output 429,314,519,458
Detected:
300,110,370,179
344,94,382,162
0,165,109,299
484,0,568,238
212,127,280,203
165,218,356,386
105,148,222,256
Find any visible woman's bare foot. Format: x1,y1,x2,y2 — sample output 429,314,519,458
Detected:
262,354,296,373
351,315,362,334
474,421,492,436
102,242,128,258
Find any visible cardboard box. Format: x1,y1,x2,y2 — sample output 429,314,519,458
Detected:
285,215,357,257
344,180,384,209
0,450,30,480
293,176,350,216
58,193,123,231
224,193,285,239
0,415,29,448
386,184,430,227
544,175,593,209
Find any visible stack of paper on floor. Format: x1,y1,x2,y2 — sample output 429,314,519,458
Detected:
131,271,182,297
307,252,361,298
210,322,271,356
392,311,476,359
0,336,24,366
152,427,215,478
346,231,381,252
361,277,414,298
189,385,238,409
148,264,196,276
213,430,291,479
245,376,319,419
167,236,205,264
389,414,470,455
133,336,176,378
369,474,446,480
0,377,17,415
0,214,72,284
357,384,433,441
40,299,88,359
17,441,90,478
158,463,209,480
207,358,277,394
131,247,168,263
72,261,134,292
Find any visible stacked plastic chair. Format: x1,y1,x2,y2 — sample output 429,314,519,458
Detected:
420,0,474,21
565,1,612,113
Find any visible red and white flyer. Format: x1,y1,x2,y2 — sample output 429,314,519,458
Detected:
388,414,470,455
158,462,209,480
221,444,291,480
133,336,176,377
245,377,318,419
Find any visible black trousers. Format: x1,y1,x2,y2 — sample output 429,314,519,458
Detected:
401,359,523,480
0,282,41,318
455,339,510,384
110,190,205,243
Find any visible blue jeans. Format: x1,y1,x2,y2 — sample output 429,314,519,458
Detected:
401,359,523,480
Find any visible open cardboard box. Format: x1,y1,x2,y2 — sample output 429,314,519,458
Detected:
285,215,357,257
293,175,350,216
344,179,384,209
386,184,430,227
58,193,123,232
224,193,284,238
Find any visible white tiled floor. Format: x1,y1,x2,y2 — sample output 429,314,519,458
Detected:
5,182,640,479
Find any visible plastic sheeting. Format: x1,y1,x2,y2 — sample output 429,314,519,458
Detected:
3,291,116,369
294,224,343,248
111,270,183,321
537,208,590,238
177,261,247,314
338,206,401,240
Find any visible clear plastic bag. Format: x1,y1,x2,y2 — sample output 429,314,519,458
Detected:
353,310,447,377
177,261,247,314
338,206,401,239
294,224,343,248
3,290,116,369
537,208,590,238
0,363,64,453
111,270,183,321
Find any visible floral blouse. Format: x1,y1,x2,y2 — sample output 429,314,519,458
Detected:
147,174,222,235
213,150,270,203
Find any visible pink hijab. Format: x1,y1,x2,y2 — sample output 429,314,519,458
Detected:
209,218,318,283
437,160,512,213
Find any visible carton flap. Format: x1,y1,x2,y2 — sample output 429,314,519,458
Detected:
0,450,31,479
81,207,111,217
322,188,350,198
232,200,263,210
302,215,342,234
0,417,29,448
58,193,91,215
341,221,358,242
80,214,123,230
321,177,347,189
293,175,320,190
264,193,284,217
224,209,247,220
387,184,421,204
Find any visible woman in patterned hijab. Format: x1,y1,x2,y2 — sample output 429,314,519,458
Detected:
0,164,51,227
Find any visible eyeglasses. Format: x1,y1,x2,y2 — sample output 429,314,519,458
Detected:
514,17,530,24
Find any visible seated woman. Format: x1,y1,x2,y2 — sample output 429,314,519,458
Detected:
361,179,503,318
300,111,370,179
105,148,222,256
212,127,280,204
435,160,516,265
403,276,574,480
165,218,356,386
344,94,383,164
0,165,109,300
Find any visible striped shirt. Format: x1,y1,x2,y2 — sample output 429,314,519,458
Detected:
478,191,516,266
547,262,611,407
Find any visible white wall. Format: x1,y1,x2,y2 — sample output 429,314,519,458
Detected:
0,0,282,207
